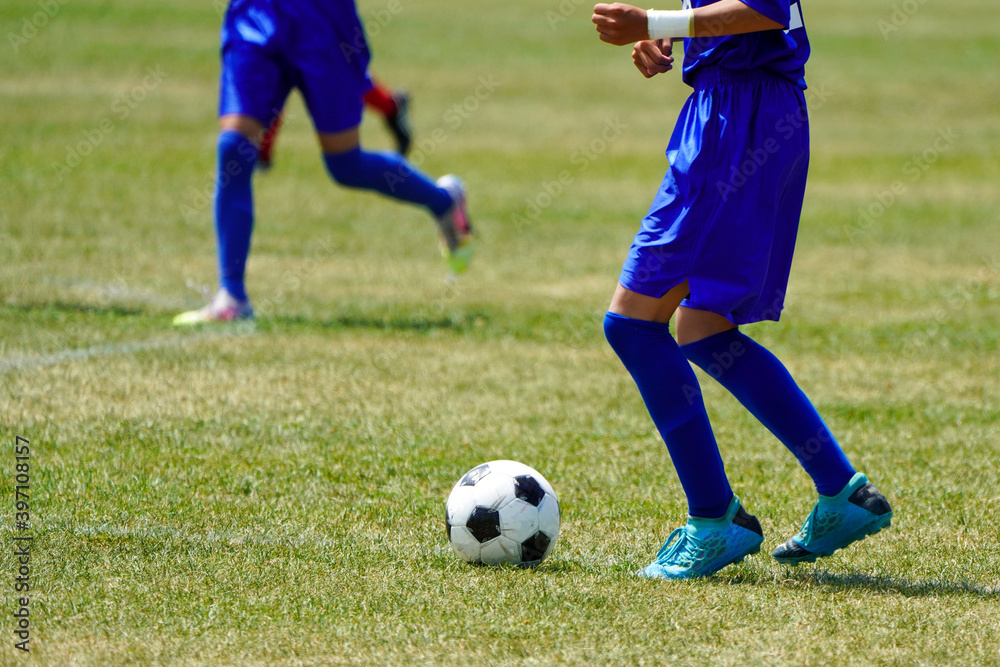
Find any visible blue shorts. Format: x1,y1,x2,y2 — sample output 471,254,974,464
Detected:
218,0,373,134
618,66,810,324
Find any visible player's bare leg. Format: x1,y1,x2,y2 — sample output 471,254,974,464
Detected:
610,284,737,344
219,114,265,144
675,306,736,345
608,280,689,323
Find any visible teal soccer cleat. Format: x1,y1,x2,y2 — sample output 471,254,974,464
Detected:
639,496,764,580
773,473,892,565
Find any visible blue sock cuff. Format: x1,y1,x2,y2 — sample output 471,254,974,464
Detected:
218,130,258,164
322,148,363,185
603,311,671,333
604,312,675,367
679,327,743,367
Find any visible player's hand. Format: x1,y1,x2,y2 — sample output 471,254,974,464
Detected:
632,39,674,78
592,3,649,46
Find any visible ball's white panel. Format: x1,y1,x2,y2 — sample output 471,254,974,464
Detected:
498,498,540,543
445,485,479,527
488,460,557,499
478,535,522,566
537,493,561,536
469,469,516,511
457,462,493,488
449,525,481,563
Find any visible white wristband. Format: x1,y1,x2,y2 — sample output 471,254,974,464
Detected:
647,9,694,39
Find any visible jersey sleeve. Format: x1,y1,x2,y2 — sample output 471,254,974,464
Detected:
737,0,791,29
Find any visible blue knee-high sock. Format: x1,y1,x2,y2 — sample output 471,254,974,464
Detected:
604,312,734,518
323,148,453,216
681,329,856,496
214,131,257,302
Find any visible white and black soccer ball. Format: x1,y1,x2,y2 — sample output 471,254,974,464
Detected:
445,460,560,567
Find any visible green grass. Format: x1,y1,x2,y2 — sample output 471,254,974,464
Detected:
2,0,999,664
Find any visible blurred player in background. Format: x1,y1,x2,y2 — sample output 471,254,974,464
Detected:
175,0,472,325
257,77,412,170
592,0,892,579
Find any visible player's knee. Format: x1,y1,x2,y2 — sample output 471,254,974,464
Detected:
603,311,629,355
323,148,365,188
217,130,258,172
604,312,649,362
604,311,676,368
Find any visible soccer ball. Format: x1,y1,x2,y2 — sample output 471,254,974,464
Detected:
445,460,560,567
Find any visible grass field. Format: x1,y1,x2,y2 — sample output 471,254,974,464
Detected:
2,0,999,664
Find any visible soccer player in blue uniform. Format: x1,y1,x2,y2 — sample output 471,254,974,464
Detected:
592,1,893,578
175,0,473,325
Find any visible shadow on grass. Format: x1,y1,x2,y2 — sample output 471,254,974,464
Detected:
782,570,1000,599
5,303,491,335
4,301,146,318
265,310,489,334
714,569,1000,599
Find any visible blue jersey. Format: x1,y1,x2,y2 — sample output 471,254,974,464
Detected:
680,0,809,89
221,0,370,71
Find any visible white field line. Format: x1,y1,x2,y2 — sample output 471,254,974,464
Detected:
40,278,201,309
0,330,242,374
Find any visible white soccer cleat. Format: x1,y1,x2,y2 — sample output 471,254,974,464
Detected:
173,288,253,326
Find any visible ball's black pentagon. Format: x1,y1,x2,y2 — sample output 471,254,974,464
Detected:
520,531,551,563
445,508,452,540
466,506,501,543
460,463,492,487
513,474,545,507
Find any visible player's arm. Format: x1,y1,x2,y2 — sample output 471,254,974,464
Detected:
593,1,784,47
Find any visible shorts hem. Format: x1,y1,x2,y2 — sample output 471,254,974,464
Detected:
617,276,685,300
